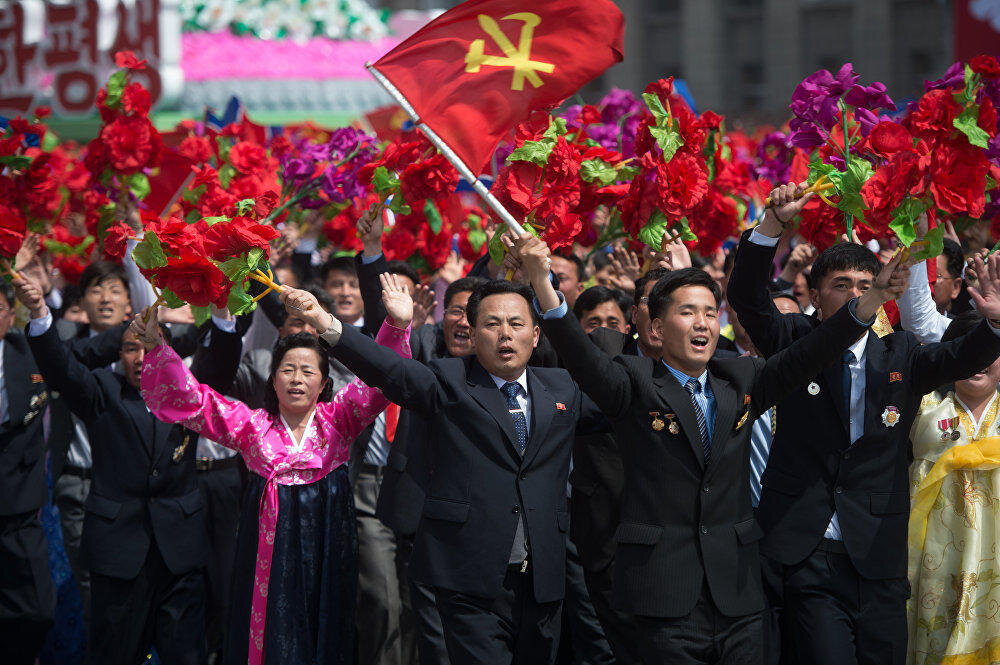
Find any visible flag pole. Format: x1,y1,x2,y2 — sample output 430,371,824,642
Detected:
366,62,527,237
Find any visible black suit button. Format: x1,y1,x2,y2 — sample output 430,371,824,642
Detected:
149,497,156,504
520,474,527,481
843,451,851,460
702,485,710,493
151,469,159,478
835,486,844,494
512,505,520,514
700,525,708,534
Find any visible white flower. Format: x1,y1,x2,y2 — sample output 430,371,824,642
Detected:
197,0,237,32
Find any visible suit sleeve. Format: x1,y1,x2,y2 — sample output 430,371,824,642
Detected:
908,321,1000,396
26,325,105,421
357,252,389,338
752,300,871,411
326,322,443,415
66,322,126,369
189,321,244,394
727,230,805,356
538,308,633,420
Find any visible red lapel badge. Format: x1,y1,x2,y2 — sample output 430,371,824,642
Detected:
890,372,902,383
744,394,751,405
30,374,43,384
555,402,566,411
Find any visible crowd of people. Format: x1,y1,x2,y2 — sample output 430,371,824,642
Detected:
3,181,1000,665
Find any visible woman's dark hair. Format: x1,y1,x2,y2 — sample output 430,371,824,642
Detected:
941,311,984,343
647,267,722,320
263,333,332,414
808,243,880,290
465,280,538,327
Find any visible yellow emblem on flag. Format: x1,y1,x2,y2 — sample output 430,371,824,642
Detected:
465,13,555,91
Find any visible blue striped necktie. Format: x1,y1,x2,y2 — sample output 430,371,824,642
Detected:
685,378,711,464
501,382,528,455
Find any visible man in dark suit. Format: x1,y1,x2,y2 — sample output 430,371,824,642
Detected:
0,282,56,665
280,277,607,665
515,230,909,664
15,275,242,665
727,183,1000,665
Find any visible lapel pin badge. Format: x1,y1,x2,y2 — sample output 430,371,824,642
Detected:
743,394,751,406
666,413,679,435
807,382,820,396
30,373,43,384
890,371,902,383
881,406,901,428
735,411,749,431
555,402,566,411
172,434,191,463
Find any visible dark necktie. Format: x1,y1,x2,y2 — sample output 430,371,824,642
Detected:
842,350,854,418
685,378,711,464
501,382,528,455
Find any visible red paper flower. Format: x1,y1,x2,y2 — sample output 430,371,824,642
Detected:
228,142,269,176
657,153,709,217
0,203,26,258
869,121,913,156
797,197,843,252
971,55,1000,79
179,135,215,163
382,226,418,262
644,77,675,104
102,222,136,261
400,154,460,203
155,250,230,308
146,217,206,255
689,188,738,255
114,51,148,71
202,216,279,261
98,115,162,174
121,83,151,117
861,151,920,229
916,137,990,217
54,254,88,286
905,90,962,140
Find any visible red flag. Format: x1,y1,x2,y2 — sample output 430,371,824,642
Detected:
371,0,624,174
363,105,410,143
142,147,196,218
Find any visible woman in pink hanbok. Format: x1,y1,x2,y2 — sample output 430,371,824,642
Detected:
131,274,413,665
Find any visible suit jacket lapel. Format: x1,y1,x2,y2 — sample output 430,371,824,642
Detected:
522,369,554,468
704,373,737,478
465,360,521,461
821,361,850,437
652,362,706,469
121,384,155,459
3,335,31,429
863,334,888,435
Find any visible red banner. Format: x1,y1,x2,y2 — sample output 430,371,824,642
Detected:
954,0,1000,63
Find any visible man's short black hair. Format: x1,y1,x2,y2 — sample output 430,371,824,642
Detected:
444,276,488,309
0,282,13,310
592,251,613,272
647,267,722,320
573,286,631,324
552,252,586,283
386,260,421,287
808,243,880,290
941,310,983,343
466,280,538,327
941,238,965,279
79,260,130,293
723,250,736,276
634,267,671,307
770,292,803,313
319,256,357,283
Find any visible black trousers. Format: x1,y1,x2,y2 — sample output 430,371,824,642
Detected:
782,540,908,665
435,566,563,665
583,560,641,665
412,579,449,665
557,538,615,665
197,461,243,656
0,511,55,665
87,545,207,665
635,583,762,665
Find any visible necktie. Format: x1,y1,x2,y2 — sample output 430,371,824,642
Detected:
842,350,854,417
501,382,528,455
685,378,711,464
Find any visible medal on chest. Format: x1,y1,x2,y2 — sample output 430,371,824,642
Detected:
172,433,191,463
881,406,901,428
937,417,961,442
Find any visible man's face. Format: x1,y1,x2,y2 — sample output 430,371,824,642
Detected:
442,291,474,357
551,256,582,308
933,254,962,313
631,279,661,357
579,301,628,334
793,272,810,311
392,273,417,296
279,313,318,339
324,270,363,323
470,293,539,380
62,303,89,324
594,264,615,288
82,276,129,332
120,329,146,389
810,269,875,320
0,293,14,340
651,285,720,376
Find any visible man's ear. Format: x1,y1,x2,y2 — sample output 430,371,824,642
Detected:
532,324,540,349
808,288,821,314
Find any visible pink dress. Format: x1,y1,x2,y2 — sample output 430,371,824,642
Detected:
140,321,411,665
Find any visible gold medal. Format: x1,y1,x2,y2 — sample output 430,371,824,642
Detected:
652,417,665,431
172,434,191,463
668,421,680,435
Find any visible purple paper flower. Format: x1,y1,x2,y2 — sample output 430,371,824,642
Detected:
755,132,793,183
599,88,642,125
788,117,827,151
924,62,964,93
845,82,894,114
987,135,1000,167
789,63,859,130
983,189,1000,221
853,107,882,136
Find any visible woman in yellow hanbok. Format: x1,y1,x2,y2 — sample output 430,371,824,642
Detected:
907,311,1000,665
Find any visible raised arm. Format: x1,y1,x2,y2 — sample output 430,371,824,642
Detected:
356,204,389,337
188,308,244,394
896,259,950,344
517,234,634,419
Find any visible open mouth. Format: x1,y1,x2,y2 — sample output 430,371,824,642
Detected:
287,388,306,397
690,335,709,352
453,330,470,342
97,306,115,317
497,346,516,361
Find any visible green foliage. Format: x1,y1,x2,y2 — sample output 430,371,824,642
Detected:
638,210,696,251
131,233,168,270
580,159,619,186
888,198,930,248
424,199,443,234
953,106,990,149
907,224,945,262
190,306,212,327
104,70,128,109
122,173,150,201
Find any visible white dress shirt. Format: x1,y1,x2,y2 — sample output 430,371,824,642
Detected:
896,260,951,344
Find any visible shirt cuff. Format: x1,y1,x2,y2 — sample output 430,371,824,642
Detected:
749,228,780,247
847,298,876,326
211,315,237,333
295,238,318,254
28,311,53,337
320,317,344,347
987,319,1000,336
360,252,383,265
534,292,568,320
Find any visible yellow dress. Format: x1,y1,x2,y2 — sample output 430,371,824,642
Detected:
907,391,1000,665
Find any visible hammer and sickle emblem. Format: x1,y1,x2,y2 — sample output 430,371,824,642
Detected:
464,13,556,91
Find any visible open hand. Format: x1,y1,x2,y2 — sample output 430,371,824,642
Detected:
411,283,435,329
968,253,1000,321
609,246,640,293
380,273,414,328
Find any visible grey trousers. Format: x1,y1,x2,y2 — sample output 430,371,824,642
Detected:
54,472,91,621
355,465,416,665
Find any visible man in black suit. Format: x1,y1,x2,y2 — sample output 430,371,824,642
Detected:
15,275,242,665
0,282,56,665
280,277,607,665
727,183,1000,665
515,230,909,664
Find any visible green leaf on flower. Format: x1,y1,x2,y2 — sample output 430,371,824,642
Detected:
190,306,211,327
642,93,669,124
543,117,568,140
184,209,201,224
219,256,253,283
227,280,257,316
959,64,978,107
424,200,443,234
122,173,150,201
580,159,619,186
387,196,411,216
202,216,228,226
160,288,185,309
468,227,487,251
131,233,169,270
104,70,128,109
888,198,929,247
953,106,990,149
236,199,256,216
217,164,236,188
649,125,684,162
638,210,696,251
0,155,31,170
41,130,59,152
508,139,555,166
808,156,846,193
371,166,400,194
617,165,640,180
487,222,539,265
246,248,265,271
906,225,945,262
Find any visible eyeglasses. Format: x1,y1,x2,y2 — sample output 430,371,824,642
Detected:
444,306,467,318
638,297,649,306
